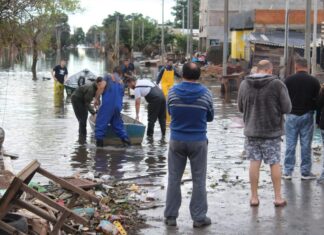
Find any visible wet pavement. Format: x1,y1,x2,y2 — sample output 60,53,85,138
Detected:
1,49,324,234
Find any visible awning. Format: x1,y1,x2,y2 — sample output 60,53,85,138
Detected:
247,31,321,48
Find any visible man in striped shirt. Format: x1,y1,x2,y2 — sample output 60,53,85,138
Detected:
164,62,214,228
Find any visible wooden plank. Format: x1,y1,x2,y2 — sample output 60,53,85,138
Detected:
20,184,88,225
66,194,78,209
16,160,40,182
0,220,27,235
15,199,76,234
37,167,99,203
0,177,23,219
51,211,71,235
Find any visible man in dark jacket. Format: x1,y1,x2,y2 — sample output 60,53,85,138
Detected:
164,62,214,228
71,77,103,136
283,57,320,180
238,60,291,207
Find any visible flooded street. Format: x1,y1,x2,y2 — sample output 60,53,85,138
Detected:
1,49,324,234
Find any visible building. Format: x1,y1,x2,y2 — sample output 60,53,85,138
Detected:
199,0,324,52
230,9,324,60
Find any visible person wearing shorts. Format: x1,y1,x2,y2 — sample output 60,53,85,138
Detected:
238,60,292,207
245,138,281,165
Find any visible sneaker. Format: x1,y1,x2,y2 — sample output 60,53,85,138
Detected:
301,173,317,180
193,217,211,228
164,217,177,226
282,174,292,180
96,139,104,147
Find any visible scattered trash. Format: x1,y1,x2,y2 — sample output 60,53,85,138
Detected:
0,161,151,234
97,220,118,234
28,181,47,193
72,207,95,218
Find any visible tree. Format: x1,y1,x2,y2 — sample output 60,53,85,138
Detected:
172,0,200,29
0,0,80,79
26,0,80,79
71,27,85,45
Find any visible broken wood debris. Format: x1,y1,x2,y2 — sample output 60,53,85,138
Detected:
0,160,162,234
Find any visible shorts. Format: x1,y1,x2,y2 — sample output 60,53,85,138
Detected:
244,137,281,165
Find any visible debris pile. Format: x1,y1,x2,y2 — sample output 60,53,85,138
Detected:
0,160,162,235
200,65,223,78
25,179,153,234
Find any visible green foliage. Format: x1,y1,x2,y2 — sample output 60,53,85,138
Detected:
174,34,187,53
0,0,80,49
71,27,86,45
99,12,178,54
172,0,200,29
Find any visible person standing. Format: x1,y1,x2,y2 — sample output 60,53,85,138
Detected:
71,77,103,136
238,60,291,207
156,59,181,122
316,85,324,183
121,58,135,80
126,78,166,138
52,59,68,97
283,57,320,180
164,62,214,228
94,67,130,147
156,59,181,91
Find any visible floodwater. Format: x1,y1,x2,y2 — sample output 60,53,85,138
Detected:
1,48,324,235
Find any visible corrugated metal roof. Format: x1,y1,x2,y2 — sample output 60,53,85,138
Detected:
247,31,321,48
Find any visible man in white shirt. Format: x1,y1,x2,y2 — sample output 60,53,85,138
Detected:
126,78,166,137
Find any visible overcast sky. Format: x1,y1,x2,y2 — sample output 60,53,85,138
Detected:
69,0,176,32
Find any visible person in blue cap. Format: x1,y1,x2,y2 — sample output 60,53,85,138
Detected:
94,66,131,147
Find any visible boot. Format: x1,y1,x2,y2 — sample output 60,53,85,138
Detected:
122,138,131,146
96,139,104,147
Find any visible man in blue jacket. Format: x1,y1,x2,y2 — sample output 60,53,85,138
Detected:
164,62,214,228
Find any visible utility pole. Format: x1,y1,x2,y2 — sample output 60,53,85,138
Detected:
283,0,290,69
115,15,120,66
305,0,312,72
186,0,190,58
223,0,229,76
182,5,185,34
312,0,318,75
161,0,165,64
131,16,135,49
188,0,193,58
142,21,144,41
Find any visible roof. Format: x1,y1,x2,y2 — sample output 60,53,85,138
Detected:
247,31,321,48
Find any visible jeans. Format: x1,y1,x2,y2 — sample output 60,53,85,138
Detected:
164,140,208,221
284,112,314,175
320,130,324,179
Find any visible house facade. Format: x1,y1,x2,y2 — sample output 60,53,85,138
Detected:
199,0,324,52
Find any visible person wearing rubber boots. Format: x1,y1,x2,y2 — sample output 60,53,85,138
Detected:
94,67,130,147
71,77,103,136
52,59,68,98
126,78,166,138
156,59,181,123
